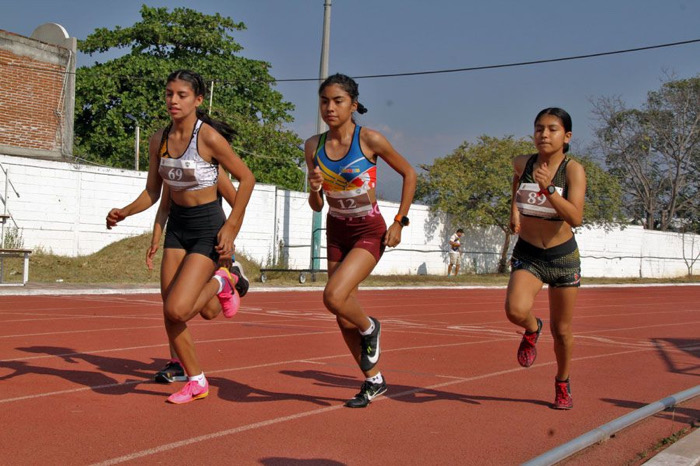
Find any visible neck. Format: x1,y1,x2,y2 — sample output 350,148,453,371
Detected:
327,120,355,139
537,150,565,163
171,112,197,134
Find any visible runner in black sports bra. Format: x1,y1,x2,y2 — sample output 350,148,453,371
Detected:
505,107,587,411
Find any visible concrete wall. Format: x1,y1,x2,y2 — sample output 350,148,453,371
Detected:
1,154,698,278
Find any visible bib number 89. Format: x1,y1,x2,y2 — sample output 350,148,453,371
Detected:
527,192,545,205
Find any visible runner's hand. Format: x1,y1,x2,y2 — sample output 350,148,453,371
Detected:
146,244,158,270
534,162,552,191
308,167,323,192
384,223,402,248
106,208,126,230
215,222,236,258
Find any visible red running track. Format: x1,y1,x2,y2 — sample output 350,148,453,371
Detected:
0,285,698,465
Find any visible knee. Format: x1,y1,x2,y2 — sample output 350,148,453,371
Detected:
550,322,572,345
504,299,529,323
322,287,346,315
164,302,189,323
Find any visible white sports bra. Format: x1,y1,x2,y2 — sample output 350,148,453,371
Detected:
158,119,218,192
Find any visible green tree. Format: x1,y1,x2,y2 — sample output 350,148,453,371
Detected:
417,135,623,273
592,75,700,231
74,5,304,190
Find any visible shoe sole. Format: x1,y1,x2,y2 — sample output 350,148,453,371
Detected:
552,403,573,410
166,391,209,404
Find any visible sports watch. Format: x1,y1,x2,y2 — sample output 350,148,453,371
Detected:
394,214,410,227
545,184,556,196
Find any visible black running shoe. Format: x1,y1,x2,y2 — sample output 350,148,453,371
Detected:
359,317,381,372
345,379,388,408
154,360,188,384
229,261,249,298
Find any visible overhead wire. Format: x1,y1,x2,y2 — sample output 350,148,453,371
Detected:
2,38,699,84
275,38,700,81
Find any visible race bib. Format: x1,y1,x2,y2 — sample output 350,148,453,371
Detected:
326,188,373,217
159,158,198,190
515,182,562,219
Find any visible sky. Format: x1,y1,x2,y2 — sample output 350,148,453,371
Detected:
1,0,699,200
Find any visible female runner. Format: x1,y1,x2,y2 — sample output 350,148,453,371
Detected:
107,69,255,404
306,73,416,408
507,107,586,409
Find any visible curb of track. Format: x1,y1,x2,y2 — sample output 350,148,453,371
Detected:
523,385,700,466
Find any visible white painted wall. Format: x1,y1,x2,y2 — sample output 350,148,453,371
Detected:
1,154,698,278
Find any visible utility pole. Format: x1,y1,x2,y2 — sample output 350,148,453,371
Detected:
310,0,331,275
125,114,140,171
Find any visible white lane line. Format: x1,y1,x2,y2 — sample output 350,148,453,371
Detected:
91,344,676,465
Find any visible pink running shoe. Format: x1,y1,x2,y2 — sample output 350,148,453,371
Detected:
166,379,209,404
215,267,240,318
517,317,543,367
553,378,573,410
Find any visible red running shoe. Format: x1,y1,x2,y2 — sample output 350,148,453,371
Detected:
553,378,573,410
517,317,543,367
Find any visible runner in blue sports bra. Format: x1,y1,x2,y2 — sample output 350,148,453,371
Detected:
506,107,586,410
106,69,255,404
305,73,416,408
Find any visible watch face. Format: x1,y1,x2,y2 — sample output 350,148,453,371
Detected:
547,185,556,195
401,216,410,226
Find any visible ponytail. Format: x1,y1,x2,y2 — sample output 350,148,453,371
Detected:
195,108,235,143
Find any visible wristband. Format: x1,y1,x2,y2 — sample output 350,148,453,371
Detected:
311,184,322,192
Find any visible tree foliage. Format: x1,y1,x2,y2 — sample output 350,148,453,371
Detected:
417,135,624,272
74,5,304,190
592,75,700,231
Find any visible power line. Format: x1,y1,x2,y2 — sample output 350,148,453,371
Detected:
2,38,699,84
275,38,700,82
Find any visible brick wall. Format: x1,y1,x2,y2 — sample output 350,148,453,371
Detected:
0,29,74,159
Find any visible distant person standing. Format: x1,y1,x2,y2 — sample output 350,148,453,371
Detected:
506,107,585,410
447,228,464,276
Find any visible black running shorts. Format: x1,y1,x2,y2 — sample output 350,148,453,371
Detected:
164,199,225,264
510,236,581,287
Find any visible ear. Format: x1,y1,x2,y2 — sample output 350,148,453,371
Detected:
351,100,358,112
564,131,572,144
195,94,204,107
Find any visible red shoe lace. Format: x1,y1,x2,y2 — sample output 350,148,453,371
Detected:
555,382,571,405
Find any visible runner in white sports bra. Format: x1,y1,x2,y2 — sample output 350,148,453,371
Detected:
106,69,255,405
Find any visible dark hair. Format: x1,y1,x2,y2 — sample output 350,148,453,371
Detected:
167,69,235,142
456,228,464,233
534,107,572,153
318,73,368,115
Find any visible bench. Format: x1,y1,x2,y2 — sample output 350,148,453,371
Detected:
0,248,32,286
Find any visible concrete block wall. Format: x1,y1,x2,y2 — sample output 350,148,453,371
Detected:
1,154,698,278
